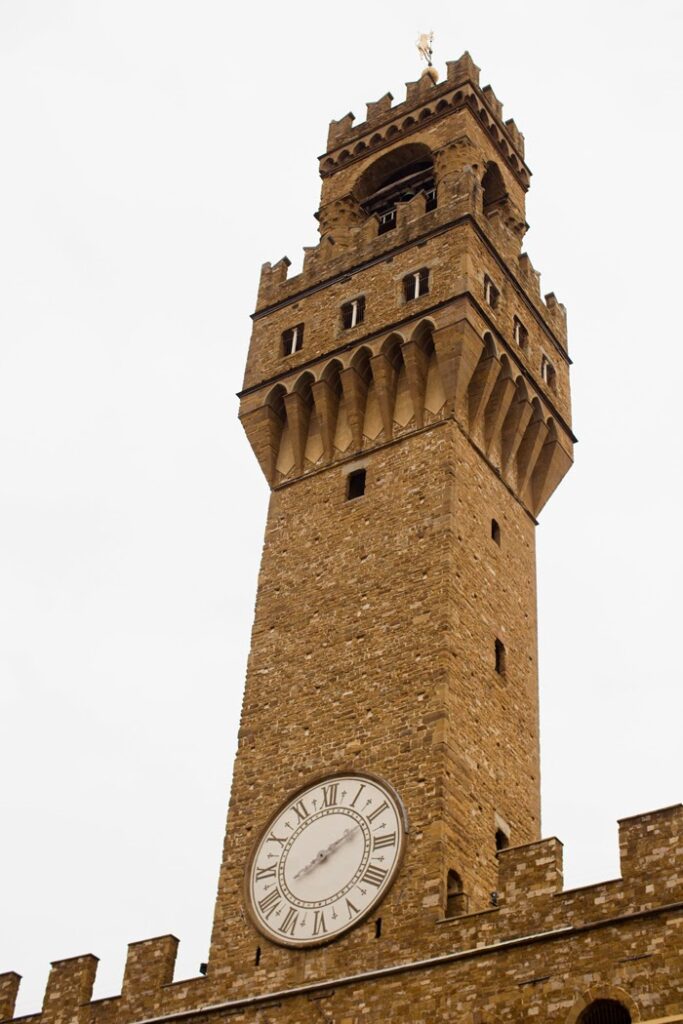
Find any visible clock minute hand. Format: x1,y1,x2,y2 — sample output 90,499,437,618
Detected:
293,825,360,880
322,824,360,857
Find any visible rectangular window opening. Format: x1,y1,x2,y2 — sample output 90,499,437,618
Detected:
513,317,528,349
403,267,430,302
378,209,397,234
282,324,304,357
341,296,366,330
484,275,500,310
347,468,366,500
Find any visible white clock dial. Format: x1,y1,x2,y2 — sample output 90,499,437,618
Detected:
245,772,407,947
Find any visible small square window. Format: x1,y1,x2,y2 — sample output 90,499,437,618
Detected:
513,317,528,349
341,296,366,330
282,324,304,357
403,267,430,302
484,275,500,310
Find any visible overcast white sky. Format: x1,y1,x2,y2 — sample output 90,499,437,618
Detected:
1,0,681,1015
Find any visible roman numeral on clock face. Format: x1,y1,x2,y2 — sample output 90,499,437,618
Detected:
257,888,282,919
373,831,396,850
367,800,389,823
362,864,388,888
313,910,327,935
345,898,359,919
255,864,277,881
349,783,366,808
266,832,287,847
291,799,310,824
321,782,339,807
279,907,299,936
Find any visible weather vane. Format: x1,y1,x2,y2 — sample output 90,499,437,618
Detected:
416,31,434,68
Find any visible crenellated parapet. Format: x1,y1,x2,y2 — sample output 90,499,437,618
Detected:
3,806,680,1024
322,53,528,192
255,181,566,360
436,804,683,957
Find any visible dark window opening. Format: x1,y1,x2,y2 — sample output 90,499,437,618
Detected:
513,317,528,350
495,638,506,676
347,469,366,500
254,946,261,967
425,186,437,211
495,828,509,851
403,267,430,302
341,296,366,330
374,917,382,939
491,519,501,545
578,1000,632,1024
199,962,208,976
446,869,467,917
378,208,397,234
282,324,304,357
484,276,500,310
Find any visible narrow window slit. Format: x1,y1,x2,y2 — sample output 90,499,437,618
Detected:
491,519,501,545
495,638,506,676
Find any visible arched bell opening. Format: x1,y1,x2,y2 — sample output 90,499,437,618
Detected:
354,143,435,234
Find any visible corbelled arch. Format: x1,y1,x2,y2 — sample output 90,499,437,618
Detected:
405,318,442,425
375,333,410,435
313,359,344,462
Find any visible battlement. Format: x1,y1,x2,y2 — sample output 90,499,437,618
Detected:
442,803,683,946
2,806,679,1024
255,195,566,354
0,937,205,1024
322,52,528,185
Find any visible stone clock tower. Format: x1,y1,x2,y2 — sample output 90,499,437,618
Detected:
2,52,680,1024
211,50,574,982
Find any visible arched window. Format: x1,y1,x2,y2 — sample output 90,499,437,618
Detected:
578,1000,632,1024
482,161,507,212
445,869,466,916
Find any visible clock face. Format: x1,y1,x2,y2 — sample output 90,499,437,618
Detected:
245,772,407,947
